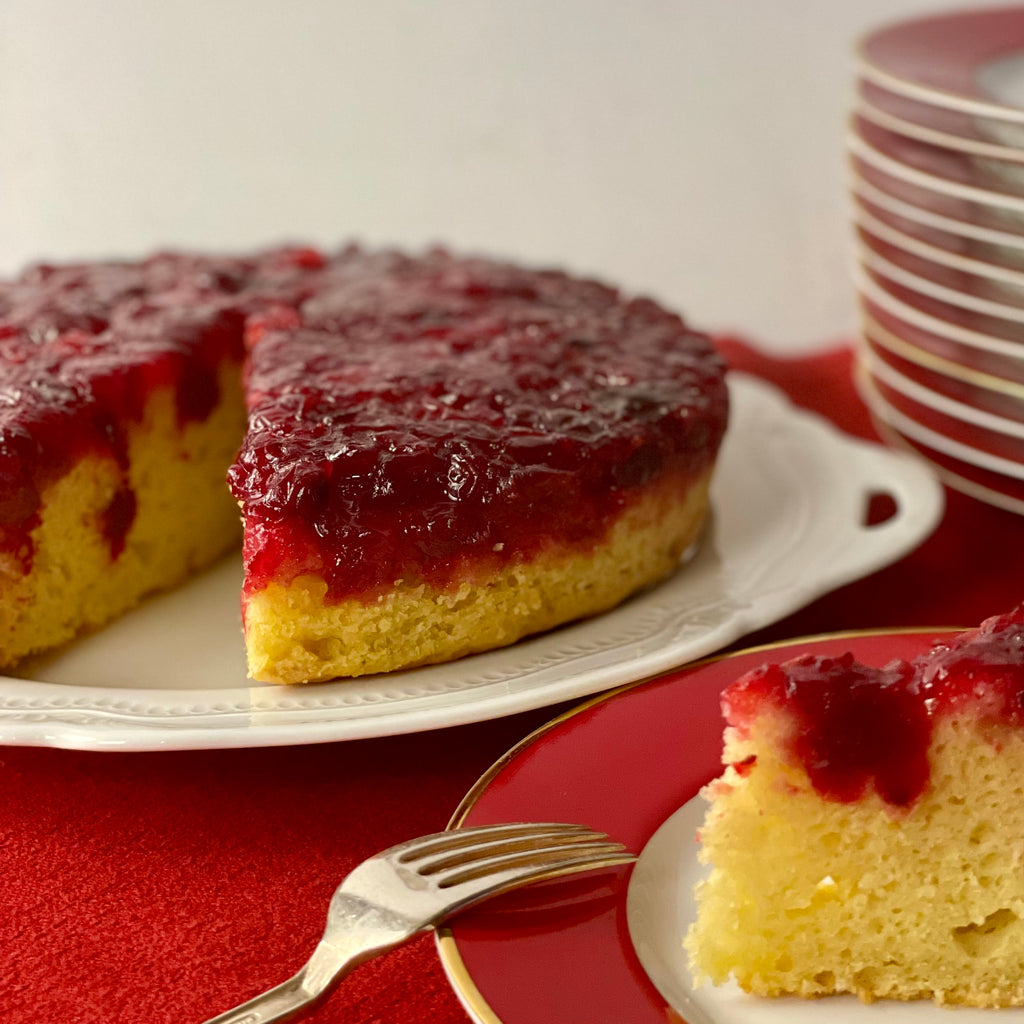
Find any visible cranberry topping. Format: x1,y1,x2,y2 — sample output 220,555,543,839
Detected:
921,606,1024,725
725,653,930,806
2,244,728,589
723,606,1024,808
227,251,728,601
101,486,137,560
0,246,328,565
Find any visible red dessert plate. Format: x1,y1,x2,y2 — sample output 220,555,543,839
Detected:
856,79,1024,163
437,630,955,1024
857,369,1024,518
853,198,1024,284
857,263,1024,349
870,413,1024,520
863,355,1024,463
857,231,1024,322
862,316,1024,422
858,7,1024,123
851,157,1024,247
849,117,1024,209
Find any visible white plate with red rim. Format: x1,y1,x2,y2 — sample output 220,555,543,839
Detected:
858,283,1024,393
631,791,1024,1023
853,200,1024,288
441,625,1012,1024
858,352,1024,490
859,375,1024,519
861,344,1024,441
0,374,944,751
857,235,1024,323
856,261,1024,349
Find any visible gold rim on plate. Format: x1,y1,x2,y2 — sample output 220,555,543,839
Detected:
436,626,958,1024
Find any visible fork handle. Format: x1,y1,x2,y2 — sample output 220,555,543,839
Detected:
201,970,321,1024
201,936,402,1024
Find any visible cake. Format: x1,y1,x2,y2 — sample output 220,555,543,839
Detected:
0,246,728,682
0,248,324,668
686,606,1024,1007
228,250,728,682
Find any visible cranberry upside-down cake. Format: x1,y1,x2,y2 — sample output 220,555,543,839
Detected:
0,246,728,683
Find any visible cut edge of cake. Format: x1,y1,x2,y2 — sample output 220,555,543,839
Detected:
241,466,714,683
0,362,246,669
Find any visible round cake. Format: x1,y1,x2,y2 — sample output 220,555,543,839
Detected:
0,246,729,682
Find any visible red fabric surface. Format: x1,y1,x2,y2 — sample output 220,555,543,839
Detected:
4,339,1023,1024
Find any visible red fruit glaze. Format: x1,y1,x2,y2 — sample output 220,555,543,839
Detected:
921,605,1024,724
725,653,929,806
0,247,326,565
227,250,729,602
723,606,1024,808
2,244,728,597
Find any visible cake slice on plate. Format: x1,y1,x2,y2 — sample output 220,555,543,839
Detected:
686,606,1024,1007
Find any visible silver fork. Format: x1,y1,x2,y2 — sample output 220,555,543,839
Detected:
201,821,635,1024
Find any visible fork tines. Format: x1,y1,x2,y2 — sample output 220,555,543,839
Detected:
397,822,635,888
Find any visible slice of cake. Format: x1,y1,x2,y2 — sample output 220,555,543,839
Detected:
227,250,728,683
686,606,1024,1007
0,248,323,668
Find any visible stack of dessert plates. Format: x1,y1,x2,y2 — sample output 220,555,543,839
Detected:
850,6,1024,514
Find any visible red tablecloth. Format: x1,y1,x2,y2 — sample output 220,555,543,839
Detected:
5,340,1023,1024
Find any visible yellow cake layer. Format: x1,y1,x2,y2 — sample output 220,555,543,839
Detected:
242,466,714,684
0,364,245,668
686,710,1024,1007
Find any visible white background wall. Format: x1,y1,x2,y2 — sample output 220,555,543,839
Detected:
0,1,998,352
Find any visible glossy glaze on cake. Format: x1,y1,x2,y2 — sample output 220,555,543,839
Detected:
229,250,728,606
723,606,1024,808
0,248,324,574
0,247,324,666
